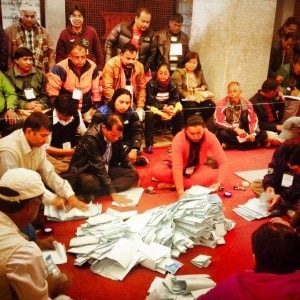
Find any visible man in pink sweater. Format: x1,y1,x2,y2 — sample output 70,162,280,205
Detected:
152,115,228,198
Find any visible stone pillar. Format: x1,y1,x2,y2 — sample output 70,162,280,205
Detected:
190,0,277,100
44,0,65,46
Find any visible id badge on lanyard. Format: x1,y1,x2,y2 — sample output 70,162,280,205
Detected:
281,173,294,188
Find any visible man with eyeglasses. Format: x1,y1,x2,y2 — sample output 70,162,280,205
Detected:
46,42,101,123
5,0,55,73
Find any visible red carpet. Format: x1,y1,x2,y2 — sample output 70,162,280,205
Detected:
41,146,275,300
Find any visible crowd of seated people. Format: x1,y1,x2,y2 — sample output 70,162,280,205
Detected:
1,1,300,297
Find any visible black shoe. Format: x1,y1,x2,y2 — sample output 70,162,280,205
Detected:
145,145,153,154
134,156,149,166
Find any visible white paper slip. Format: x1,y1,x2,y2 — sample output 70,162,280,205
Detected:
112,187,144,207
42,241,67,264
191,254,212,268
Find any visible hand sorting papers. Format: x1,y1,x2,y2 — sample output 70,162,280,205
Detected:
44,202,102,221
233,192,275,221
42,241,67,264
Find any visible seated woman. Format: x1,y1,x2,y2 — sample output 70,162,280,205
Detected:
172,51,215,131
144,62,184,154
94,88,147,166
152,115,228,198
198,222,300,300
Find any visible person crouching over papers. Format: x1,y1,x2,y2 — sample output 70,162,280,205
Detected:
65,114,139,205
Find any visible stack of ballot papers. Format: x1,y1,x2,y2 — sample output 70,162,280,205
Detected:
233,192,274,221
191,254,212,268
67,185,235,280
146,273,216,299
44,202,102,221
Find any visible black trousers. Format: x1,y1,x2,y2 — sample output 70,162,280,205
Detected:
75,167,139,196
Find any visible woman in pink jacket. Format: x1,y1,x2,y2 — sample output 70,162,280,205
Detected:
152,115,228,198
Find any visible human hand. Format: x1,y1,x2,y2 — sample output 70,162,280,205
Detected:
246,133,256,142
35,236,55,250
209,182,221,193
128,149,138,163
111,193,133,205
5,109,18,125
270,217,291,227
66,195,89,212
234,128,247,137
51,196,67,210
47,273,72,299
265,187,275,194
267,194,281,211
275,75,284,84
27,101,42,111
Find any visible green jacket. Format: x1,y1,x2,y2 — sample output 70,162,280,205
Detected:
5,66,50,109
0,71,17,114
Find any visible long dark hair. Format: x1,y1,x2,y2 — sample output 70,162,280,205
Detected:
108,88,132,113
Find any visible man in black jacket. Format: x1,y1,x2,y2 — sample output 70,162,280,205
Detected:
67,114,139,204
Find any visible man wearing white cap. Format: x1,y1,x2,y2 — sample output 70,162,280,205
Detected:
0,168,71,299
5,0,55,73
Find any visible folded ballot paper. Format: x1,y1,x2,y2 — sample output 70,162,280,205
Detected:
233,192,274,221
191,254,212,268
147,273,216,299
44,202,102,221
67,185,235,281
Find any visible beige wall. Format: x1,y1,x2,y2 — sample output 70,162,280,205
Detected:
44,0,65,47
189,0,277,101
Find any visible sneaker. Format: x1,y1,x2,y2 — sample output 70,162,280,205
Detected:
145,145,153,154
134,156,149,166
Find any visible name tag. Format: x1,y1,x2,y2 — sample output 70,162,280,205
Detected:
62,142,71,149
281,173,294,187
72,89,82,100
24,88,36,100
185,166,195,176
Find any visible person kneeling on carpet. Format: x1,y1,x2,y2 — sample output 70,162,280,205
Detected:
64,114,139,204
152,115,228,198
198,222,300,300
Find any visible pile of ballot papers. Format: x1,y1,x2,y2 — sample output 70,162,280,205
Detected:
67,185,235,280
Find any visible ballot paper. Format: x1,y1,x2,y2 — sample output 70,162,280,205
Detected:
42,241,67,264
233,195,272,221
191,254,212,268
112,187,144,207
44,203,102,221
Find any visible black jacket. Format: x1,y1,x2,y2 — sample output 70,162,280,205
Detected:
69,123,132,194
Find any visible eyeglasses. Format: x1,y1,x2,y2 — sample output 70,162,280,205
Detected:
233,186,246,191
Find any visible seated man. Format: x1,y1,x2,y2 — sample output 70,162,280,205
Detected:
251,136,300,227
0,71,18,135
0,168,71,299
198,222,300,299
93,88,147,166
0,111,87,212
5,47,50,117
45,93,87,174
276,53,300,121
66,114,139,204
102,43,146,119
215,81,267,150
46,41,101,123
249,78,285,145
152,115,228,198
